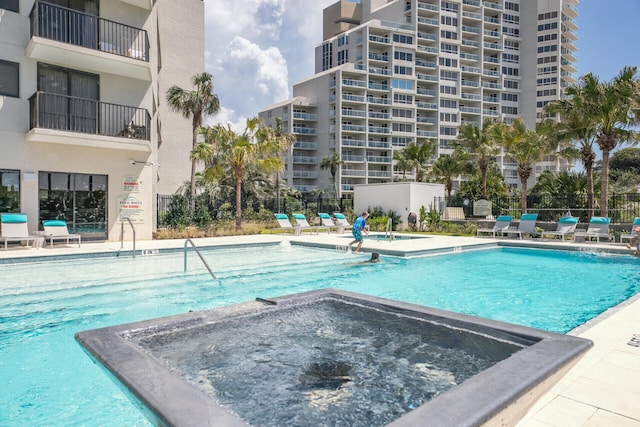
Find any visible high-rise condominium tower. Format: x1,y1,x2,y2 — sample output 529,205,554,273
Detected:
260,0,578,200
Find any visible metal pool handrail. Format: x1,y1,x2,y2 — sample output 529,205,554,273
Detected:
184,238,217,281
120,217,136,258
384,217,393,241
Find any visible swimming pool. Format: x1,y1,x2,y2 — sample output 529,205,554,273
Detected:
1,245,638,426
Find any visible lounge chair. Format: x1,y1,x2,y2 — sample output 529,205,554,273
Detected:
42,220,81,248
476,215,512,238
318,213,338,233
333,213,351,233
1,213,38,250
541,217,578,241
620,217,640,244
272,213,296,234
505,213,539,239
573,217,612,243
292,213,319,235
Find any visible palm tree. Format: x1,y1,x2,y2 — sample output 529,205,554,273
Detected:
319,152,344,197
544,84,599,217
166,72,220,209
430,152,467,200
579,66,640,217
393,139,436,182
456,119,500,199
202,118,287,231
392,149,412,180
495,119,556,213
261,117,296,211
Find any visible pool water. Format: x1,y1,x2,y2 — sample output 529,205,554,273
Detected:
1,245,638,426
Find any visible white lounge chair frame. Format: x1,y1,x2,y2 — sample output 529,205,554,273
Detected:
42,220,81,248
620,217,640,244
505,213,539,239
332,213,351,233
541,217,578,241
272,213,296,234
1,213,38,250
476,215,512,238
318,213,337,233
292,213,319,235
573,217,612,243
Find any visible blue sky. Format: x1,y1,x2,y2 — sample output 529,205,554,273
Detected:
204,0,640,130
575,0,640,79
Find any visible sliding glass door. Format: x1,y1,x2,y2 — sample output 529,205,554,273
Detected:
39,172,107,239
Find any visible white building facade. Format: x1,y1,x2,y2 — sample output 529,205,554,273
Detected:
0,0,203,240
260,0,578,200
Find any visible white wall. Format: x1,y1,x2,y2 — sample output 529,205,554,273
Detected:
354,182,445,229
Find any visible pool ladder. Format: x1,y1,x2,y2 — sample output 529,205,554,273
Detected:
184,238,217,281
383,218,393,241
119,218,136,258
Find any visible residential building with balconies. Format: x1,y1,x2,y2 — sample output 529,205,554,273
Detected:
260,0,578,199
0,0,203,240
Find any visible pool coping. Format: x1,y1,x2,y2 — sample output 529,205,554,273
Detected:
75,288,592,427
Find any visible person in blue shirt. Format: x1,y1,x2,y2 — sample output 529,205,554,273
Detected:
349,211,369,253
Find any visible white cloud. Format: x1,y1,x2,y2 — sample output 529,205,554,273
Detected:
203,0,338,129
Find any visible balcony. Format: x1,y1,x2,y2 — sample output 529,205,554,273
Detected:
27,91,151,152
28,1,150,81
293,126,317,135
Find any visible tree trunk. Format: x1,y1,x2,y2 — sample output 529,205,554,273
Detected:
480,166,488,199
585,163,594,218
600,149,610,217
189,116,200,211
235,179,242,231
520,178,527,214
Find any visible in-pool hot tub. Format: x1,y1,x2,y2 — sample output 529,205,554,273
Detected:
76,289,591,427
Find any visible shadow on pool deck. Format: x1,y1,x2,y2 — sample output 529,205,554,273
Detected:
2,233,640,426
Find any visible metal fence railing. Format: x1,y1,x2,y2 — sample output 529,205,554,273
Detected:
436,193,640,224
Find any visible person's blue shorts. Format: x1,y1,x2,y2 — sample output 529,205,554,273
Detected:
352,229,363,242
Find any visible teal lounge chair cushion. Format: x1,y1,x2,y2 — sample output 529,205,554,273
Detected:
43,220,67,227
1,213,27,223
334,213,346,219
590,217,610,224
274,214,289,220
319,213,331,219
559,217,578,224
520,214,537,221
293,214,306,220
496,215,512,221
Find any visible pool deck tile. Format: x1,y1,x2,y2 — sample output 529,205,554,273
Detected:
2,232,640,426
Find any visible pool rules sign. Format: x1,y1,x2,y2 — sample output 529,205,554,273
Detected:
118,175,144,223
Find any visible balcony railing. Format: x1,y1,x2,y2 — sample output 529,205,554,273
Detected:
30,1,149,62
29,91,150,140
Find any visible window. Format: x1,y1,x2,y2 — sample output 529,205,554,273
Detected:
440,30,458,40
501,93,518,102
392,34,413,44
538,44,558,53
440,70,458,81
392,78,413,90
440,85,457,95
440,43,458,54
537,88,557,97
538,11,558,20
439,57,458,67
503,14,519,24
537,77,558,86
440,112,458,122
394,51,413,61
392,123,413,132
393,66,413,76
504,79,519,89
504,40,519,50
537,55,557,64
441,1,459,12
502,53,519,63
441,16,458,26
0,169,20,211
392,108,413,119
505,2,519,11
440,99,457,109
322,43,333,71
392,136,412,147
337,50,348,65
0,0,18,12
337,35,348,46
537,22,558,31
502,67,519,76
537,66,557,75
502,27,519,37
439,127,457,136
394,93,413,104
538,33,558,42
502,106,518,115
0,60,19,97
